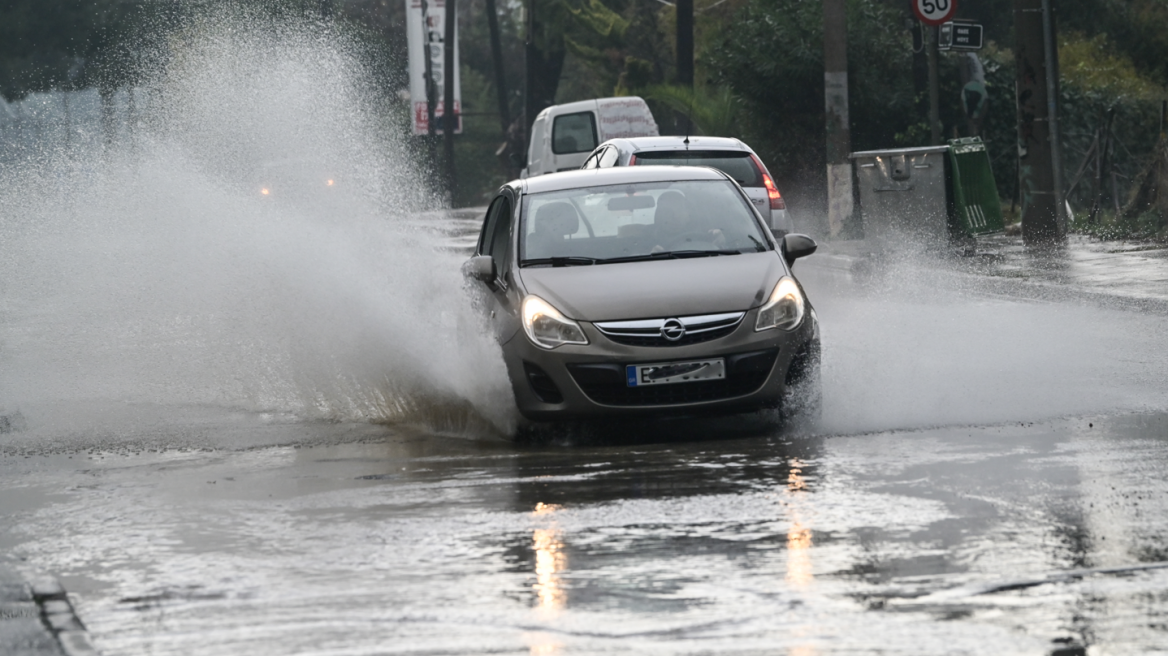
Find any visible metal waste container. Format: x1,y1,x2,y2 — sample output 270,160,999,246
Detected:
850,137,1003,246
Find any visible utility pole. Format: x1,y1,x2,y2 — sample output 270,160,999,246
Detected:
823,0,852,236
485,0,515,177
524,0,537,146
444,0,457,204
676,0,693,86
1014,0,1064,245
676,0,694,133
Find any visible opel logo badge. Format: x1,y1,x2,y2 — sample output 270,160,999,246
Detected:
661,318,686,342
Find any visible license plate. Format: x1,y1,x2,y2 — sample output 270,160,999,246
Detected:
626,358,725,387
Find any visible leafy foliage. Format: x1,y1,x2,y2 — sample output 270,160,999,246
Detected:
704,0,912,179
8,0,1168,220
641,83,740,137
0,0,169,101
1060,31,1165,102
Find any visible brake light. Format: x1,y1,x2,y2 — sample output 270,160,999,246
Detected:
763,174,786,210
628,154,637,166
750,154,786,210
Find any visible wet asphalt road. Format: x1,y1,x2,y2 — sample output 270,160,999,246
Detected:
4,412,1168,655
4,251,1168,655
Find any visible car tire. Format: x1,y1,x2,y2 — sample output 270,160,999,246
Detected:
781,340,822,426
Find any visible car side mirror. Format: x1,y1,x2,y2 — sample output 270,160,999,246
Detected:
463,255,496,282
781,233,817,267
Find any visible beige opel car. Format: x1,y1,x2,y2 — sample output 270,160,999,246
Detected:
463,166,820,423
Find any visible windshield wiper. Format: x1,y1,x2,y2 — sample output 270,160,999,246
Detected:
601,249,743,264
663,249,743,258
747,235,767,252
520,256,599,267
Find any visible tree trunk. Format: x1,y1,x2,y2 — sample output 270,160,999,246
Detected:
524,0,565,147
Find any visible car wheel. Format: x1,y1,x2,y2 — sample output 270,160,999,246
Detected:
781,340,822,426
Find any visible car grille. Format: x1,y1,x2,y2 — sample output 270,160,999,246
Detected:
593,312,745,347
567,349,778,407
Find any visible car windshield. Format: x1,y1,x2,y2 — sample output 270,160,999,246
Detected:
520,179,769,266
632,151,763,187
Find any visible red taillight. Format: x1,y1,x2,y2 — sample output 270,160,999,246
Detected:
628,154,637,165
750,154,786,210
763,174,786,210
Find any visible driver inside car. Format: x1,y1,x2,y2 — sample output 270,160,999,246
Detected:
527,201,580,258
650,190,724,253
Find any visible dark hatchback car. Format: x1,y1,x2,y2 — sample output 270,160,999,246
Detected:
463,166,820,424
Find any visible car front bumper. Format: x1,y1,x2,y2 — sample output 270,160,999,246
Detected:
501,306,818,421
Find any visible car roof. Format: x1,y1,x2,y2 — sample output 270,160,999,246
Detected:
517,165,731,195
600,136,751,153
534,98,597,119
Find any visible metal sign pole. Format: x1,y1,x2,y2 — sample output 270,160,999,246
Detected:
421,0,437,172
928,25,942,145
444,0,457,203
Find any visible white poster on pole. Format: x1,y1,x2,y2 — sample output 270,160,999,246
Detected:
406,0,461,135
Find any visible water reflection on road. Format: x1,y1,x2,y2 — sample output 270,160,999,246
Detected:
5,412,1168,654
531,502,567,613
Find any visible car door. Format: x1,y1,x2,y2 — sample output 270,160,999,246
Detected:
474,193,522,344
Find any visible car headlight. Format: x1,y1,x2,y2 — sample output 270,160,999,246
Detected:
755,276,805,331
522,295,589,349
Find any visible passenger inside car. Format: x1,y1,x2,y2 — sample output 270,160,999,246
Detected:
526,201,581,257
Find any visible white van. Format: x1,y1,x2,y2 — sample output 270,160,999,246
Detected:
521,97,659,178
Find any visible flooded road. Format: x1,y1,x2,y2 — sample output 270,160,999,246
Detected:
4,409,1168,655
6,183,1168,654
4,249,1168,655
4,13,1168,654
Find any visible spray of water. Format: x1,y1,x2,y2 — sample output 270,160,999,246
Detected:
803,245,1168,435
5,8,1168,450
0,9,517,439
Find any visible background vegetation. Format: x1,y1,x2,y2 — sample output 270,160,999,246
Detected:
3,0,1168,234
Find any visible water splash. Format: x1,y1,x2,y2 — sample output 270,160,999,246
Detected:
0,9,516,439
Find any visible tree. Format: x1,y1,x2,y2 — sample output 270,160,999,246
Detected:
0,0,166,102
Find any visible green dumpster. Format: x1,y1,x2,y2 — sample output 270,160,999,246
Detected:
947,137,1004,236
851,136,1004,246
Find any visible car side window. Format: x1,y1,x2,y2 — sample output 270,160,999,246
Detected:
581,150,601,170
478,197,507,255
552,112,597,154
487,197,513,277
598,146,619,168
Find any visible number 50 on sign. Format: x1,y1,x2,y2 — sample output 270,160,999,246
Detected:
913,0,957,26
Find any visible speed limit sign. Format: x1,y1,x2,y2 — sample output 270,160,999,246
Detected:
913,0,957,26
